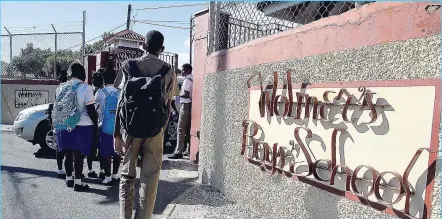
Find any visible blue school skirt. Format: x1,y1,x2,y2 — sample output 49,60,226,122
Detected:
56,125,95,156
99,131,117,157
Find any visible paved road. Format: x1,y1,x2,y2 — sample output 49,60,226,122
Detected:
1,132,198,219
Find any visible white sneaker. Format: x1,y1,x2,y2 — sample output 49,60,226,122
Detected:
102,176,113,185
112,174,120,181
57,169,66,175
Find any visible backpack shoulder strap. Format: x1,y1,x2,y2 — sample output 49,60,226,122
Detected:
101,88,110,97
72,81,83,92
158,63,171,78
110,89,120,97
113,89,121,96
56,81,80,101
127,60,140,78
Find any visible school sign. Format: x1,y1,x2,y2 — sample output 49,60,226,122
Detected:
242,71,440,219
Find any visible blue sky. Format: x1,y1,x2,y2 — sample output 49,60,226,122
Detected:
1,1,208,65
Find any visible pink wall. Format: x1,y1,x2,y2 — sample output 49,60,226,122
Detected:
189,9,210,163
189,2,441,163
205,2,440,73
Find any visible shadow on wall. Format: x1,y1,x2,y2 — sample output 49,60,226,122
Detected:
246,129,436,219
244,81,436,217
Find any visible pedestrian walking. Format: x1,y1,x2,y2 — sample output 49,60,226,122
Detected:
113,30,179,219
55,70,68,178
169,63,193,159
88,69,105,178
95,67,121,185
52,61,99,191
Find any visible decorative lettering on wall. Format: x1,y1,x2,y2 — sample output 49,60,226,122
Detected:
14,88,49,108
242,70,439,219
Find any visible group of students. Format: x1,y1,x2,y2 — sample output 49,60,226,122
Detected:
52,30,190,219
53,60,122,191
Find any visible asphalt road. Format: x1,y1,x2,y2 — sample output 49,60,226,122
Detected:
1,132,198,219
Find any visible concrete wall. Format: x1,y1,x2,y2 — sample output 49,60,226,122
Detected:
193,2,441,219
1,80,59,124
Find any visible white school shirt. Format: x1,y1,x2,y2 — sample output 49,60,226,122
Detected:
179,74,193,104
95,85,119,126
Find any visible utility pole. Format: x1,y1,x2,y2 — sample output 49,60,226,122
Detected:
51,24,57,78
4,27,12,77
126,4,132,30
189,16,193,65
82,10,86,65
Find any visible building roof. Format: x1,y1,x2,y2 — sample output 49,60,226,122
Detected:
104,29,145,43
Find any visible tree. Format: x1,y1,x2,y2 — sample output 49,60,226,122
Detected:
10,32,113,79
44,51,79,79
11,43,52,78
85,32,112,54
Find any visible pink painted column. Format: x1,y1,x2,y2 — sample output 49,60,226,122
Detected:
190,9,209,163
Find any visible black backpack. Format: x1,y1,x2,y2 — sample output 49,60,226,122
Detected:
119,60,172,138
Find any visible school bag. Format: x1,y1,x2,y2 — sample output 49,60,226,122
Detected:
101,88,120,135
119,60,172,138
52,81,82,131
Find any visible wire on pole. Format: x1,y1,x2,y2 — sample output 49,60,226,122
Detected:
63,23,126,51
134,20,190,29
4,27,11,35
136,3,208,11
51,24,57,33
133,19,190,23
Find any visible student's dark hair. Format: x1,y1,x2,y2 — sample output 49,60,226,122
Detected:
103,67,116,85
92,69,104,88
58,70,68,83
69,63,86,81
182,63,192,72
145,30,164,54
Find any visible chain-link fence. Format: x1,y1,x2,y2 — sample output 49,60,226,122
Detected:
208,1,373,53
1,22,84,80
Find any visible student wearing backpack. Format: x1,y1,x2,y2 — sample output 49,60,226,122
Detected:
87,69,105,179
55,70,68,178
113,30,179,219
95,68,121,186
52,61,99,192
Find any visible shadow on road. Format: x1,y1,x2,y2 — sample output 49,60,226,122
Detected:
1,165,194,214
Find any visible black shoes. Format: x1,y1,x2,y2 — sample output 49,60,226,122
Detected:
168,153,183,159
57,170,66,179
87,171,98,178
66,180,74,188
74,183,89,192
34,148,56,158
113,177,121,183
99,172,105,179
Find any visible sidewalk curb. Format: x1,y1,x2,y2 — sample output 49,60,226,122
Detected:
1,125,14,133
158,184,199,218
162,159,198,172
161,203,177,218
